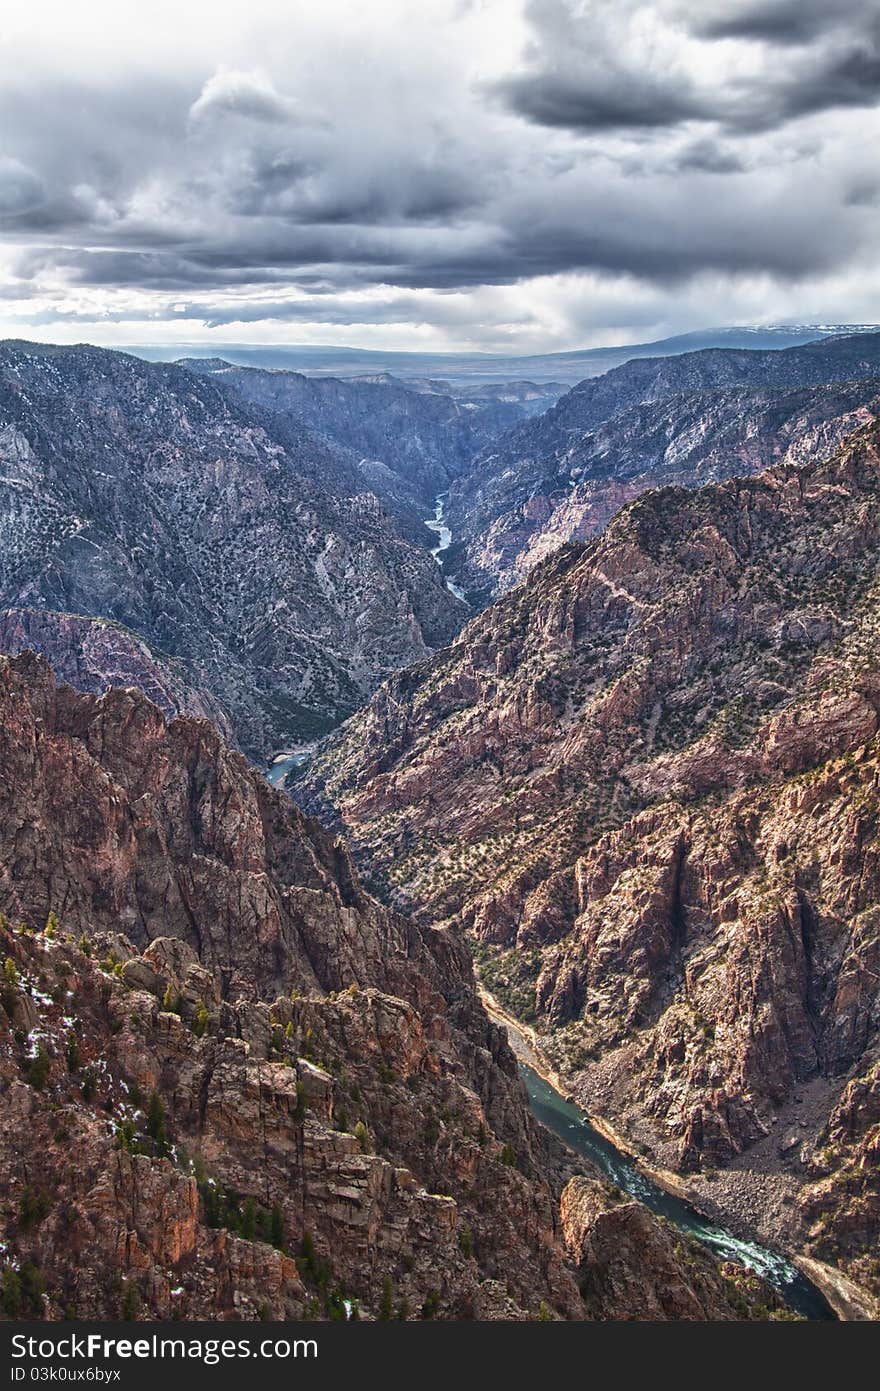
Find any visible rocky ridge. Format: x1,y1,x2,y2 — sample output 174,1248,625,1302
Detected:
449,331,880,599
0,649,577,1320
0,607,236,744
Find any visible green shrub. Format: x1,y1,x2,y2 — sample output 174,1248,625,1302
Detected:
26,1043,51,1091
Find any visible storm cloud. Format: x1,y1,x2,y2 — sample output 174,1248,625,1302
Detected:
1,0,879,351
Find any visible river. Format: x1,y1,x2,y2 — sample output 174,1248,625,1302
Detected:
425,492,467,602
521,1064,834,1320
266,751,311,786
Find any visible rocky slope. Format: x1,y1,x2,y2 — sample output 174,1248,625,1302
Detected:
0,650,789,1322
0,341,468,756
180,359,528,530
0,649,580,1321
299,419,880,1300
449,332,880,599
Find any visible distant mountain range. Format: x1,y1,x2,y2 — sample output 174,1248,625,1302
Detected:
126,324,880,386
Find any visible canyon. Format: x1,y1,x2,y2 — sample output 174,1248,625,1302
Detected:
3,329,880,1320
0,341,494,756
447,331,880,600
0,652,793,1321
300,415,880,1306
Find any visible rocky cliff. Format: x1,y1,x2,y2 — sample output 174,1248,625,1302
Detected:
299,418,880,1300
0,650,581,1320
0,341,468,757
0,608,236,744
0,651,789,1321
449,332,880,599
559,1179,794,1321
180,360,528,528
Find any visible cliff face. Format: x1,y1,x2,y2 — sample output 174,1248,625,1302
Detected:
299,421,880,1297
0,650,581,1321
0,342,468,756
559,1179,793,1322
448,332,880,599
0,652,785,1321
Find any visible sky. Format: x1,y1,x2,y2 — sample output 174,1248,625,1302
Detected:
1,0,879,354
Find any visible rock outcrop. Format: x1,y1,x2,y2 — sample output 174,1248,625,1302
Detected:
560,1179,792,1321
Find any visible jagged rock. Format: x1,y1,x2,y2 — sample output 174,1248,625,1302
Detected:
560,1178,790,1321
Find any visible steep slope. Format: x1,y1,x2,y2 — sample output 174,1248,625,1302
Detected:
0,649,579,1321
180,360,527,529
450,332,880,598
0,341,466,756
0,652,789,1322
299,421,880,1300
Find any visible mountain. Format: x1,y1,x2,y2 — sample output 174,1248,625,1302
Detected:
0,651,790,1321
298,419,880,1304
127,324,878,388
0,341,471,757
448,332,880,600
178,359,531,526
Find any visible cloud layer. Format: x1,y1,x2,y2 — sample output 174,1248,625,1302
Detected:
1,0,879,351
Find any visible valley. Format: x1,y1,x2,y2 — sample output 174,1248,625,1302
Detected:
3,326,880,1321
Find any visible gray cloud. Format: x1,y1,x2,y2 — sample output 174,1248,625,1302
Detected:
0,158,48,218
0,1,878,347
499,0,880,136
692,1,875,47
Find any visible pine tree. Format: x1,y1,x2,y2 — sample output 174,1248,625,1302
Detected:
120,1280,138,1321
270,1203,284,1249
146,1090,168,1154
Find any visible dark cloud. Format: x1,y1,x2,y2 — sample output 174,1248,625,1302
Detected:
497,70,707,132
499,0,880,136
0,1,878,342
693,1,874,47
